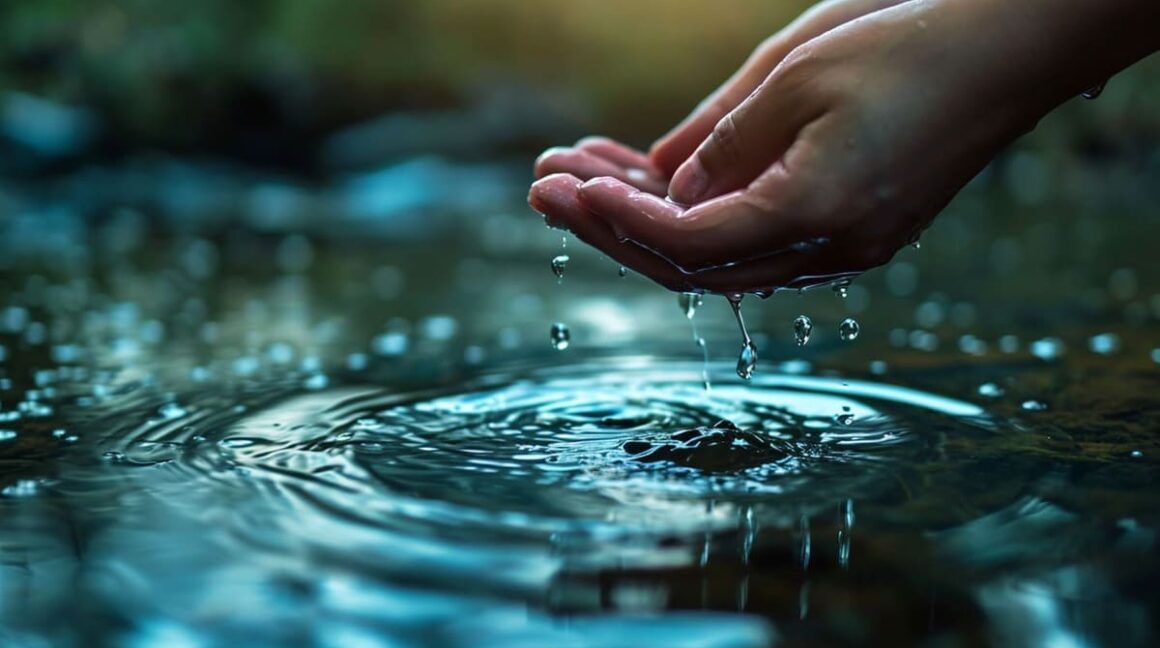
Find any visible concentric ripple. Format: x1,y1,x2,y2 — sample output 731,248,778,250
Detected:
116,358,991,541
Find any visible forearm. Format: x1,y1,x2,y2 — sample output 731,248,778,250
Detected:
924,0,1159,114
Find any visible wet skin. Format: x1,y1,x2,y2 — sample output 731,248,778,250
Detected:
529,0,1160,295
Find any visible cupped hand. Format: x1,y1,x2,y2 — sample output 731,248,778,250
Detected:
530,0,1061,294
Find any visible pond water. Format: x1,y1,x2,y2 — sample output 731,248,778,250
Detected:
0,154,1158,646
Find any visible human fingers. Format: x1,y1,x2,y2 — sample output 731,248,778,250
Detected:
532,175,848,294
528,173,700,291
534,146,668,196
579,150,832,273
666,52,828,206
649,0,910,177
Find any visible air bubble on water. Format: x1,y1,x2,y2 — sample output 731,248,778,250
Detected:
1030,337,1065,361
839,318,860,342
727,295,758,380
793,315,813,347
978,382,1005,398
678,293,703,320
832,279,850,299
1021,400,1048,412
1088,333,1120,356
550,322,570,351
551,255,569,280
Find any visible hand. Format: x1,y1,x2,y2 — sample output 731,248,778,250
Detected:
529,0,1158,294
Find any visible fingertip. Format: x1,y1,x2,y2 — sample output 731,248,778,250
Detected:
533,147,575,179
667,156,709,205
528,173,583,218
574,135,614,149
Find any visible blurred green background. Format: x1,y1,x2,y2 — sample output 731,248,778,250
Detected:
2,0,1157,174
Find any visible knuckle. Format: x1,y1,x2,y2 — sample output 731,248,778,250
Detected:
706,113,743,166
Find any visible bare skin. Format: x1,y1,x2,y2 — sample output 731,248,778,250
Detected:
529,0,1160,294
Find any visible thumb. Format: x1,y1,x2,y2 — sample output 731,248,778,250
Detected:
667,53,823,206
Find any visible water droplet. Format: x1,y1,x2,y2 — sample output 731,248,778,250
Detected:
1130,450,1143,458
550,255,569,280
1081,81,1106,100
737,341,757,381
678,293,703,320
834,406,855,426
0,430,16,442
839,318,860,342
550,323,570,351
793,315,813,347
868,360,888,375
1152,348,1160,364
911,240,922,250
1021,399,1048,412
832,279,850,299
618,266,628,278
978,382,1005,398
727,295,757,380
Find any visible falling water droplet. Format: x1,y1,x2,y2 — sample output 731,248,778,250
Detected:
550,255,569,280
696,337,711,391
1021,399,1048,412
834,406,855,426
549,323,570,350
678,293,703,320
837,499,854,569
832,279,850,299
727,295,758,380
839,318,860,342
737,341,757,381
618,266,628,277
793,315,813,347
